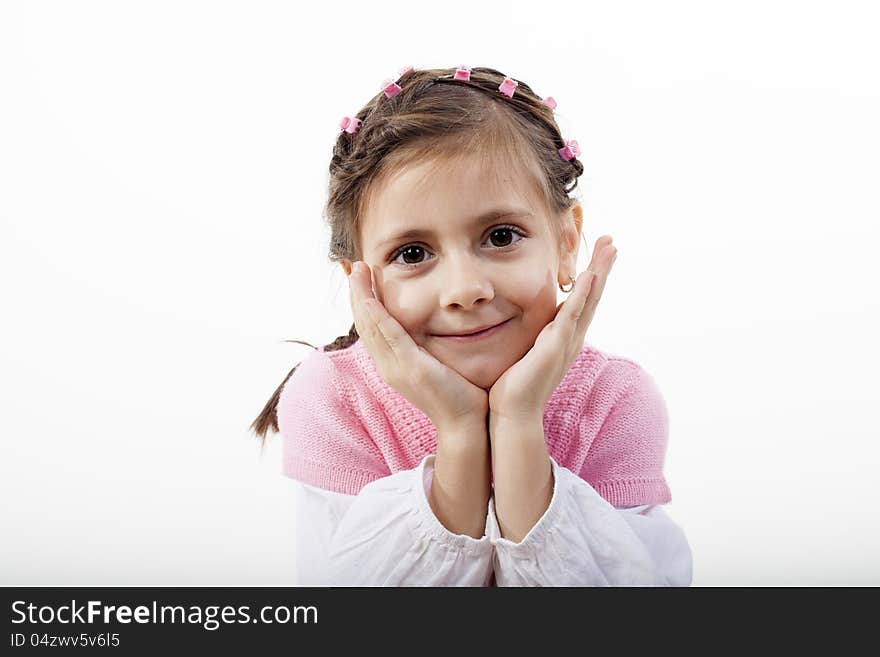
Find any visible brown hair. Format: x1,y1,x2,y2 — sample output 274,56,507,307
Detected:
250,65,585,442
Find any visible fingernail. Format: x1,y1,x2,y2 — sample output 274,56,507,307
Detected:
352,262,362,276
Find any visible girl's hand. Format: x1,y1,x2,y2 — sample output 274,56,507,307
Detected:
488,236,618,422
348,261,490,433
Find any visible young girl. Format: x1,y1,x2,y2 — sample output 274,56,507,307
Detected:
252,65,692,586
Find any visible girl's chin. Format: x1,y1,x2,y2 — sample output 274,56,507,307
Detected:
459,372,502,391
433,354,509,389
422,323,534,387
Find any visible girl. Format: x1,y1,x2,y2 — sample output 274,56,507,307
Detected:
252,65,692,586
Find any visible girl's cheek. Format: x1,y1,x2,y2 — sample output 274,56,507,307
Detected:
510,271,556,311
382,278,418,315
380,284,430,335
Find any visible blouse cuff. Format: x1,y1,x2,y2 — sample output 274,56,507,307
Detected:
413,454,494,558
485,455,565,559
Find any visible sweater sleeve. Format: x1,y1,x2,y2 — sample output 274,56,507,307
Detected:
292,455,494,586
488,456,693,586
580,364,672,507
277,352,391,493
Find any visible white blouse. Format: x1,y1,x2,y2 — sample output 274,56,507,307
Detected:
291,454,693,587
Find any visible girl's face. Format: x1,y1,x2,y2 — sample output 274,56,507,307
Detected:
348,153,582,390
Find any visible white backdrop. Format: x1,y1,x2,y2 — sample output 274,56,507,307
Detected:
2,0,878,586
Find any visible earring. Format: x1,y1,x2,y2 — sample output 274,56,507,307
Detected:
559,275,576,293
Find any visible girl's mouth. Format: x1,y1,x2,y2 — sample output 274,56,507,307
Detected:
432,317,513,343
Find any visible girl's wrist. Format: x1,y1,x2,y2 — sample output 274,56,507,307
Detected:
434,410,488,438
435,417,489,456
488,405,544,428
488,390,545,422
488,411,545,451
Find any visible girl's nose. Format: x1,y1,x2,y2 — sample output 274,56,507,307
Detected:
437,261,495,309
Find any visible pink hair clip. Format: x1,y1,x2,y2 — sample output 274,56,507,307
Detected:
558,139,581,161
542,96,557,110
382,66,414,98
340,116,362,135
453,65,471,81
381,78,402,98
498,75,518,98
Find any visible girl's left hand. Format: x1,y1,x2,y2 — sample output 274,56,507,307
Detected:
488,236,618,422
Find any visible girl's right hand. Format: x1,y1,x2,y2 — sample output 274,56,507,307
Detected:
348,261,489,434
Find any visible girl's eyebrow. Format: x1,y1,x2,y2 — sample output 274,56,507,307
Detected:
375,208,534,248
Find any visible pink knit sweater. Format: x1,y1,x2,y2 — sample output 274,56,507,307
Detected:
278,338,672,508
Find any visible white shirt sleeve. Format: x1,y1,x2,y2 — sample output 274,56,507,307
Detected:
292,455,692,587
488,455,693,587
292,454,494,586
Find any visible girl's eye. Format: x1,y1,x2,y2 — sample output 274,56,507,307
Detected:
394,244,425,265
389,225,526,268
489,227,522,246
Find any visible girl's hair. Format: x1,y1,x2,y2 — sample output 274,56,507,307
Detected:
250,65,585,442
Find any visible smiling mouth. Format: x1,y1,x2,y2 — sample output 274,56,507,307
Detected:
432,318,513,341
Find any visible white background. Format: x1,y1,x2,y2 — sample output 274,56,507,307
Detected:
2,0,878,586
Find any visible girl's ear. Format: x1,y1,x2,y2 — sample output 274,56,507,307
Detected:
558,203,584,272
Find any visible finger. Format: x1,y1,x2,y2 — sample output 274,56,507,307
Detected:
576,234,613,310
348,262,394,363
349,261,378,304
567,269,595,323
350,262,416,360
558,237,610,326
589,243,617,304
579,244,617,331
586,235,614,273
348,262,370,333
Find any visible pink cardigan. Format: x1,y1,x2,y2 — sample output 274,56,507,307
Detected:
278,339,672,507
